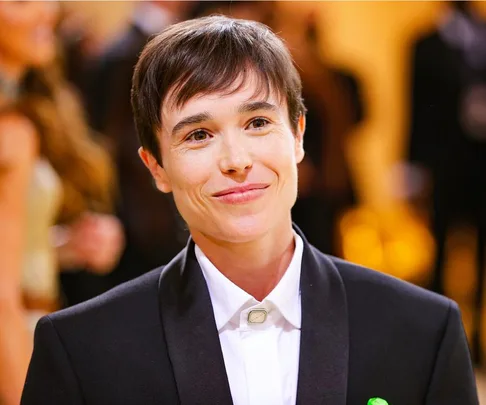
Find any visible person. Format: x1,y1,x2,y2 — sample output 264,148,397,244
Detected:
22,16,477,404
407,0,486,364
59,0,195,306
0,2,123,404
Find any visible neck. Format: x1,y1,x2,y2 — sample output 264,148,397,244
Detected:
192,218,296,301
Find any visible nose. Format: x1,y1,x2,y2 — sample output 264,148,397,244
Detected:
219,134,253,175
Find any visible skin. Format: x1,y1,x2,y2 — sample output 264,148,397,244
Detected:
141,74,306,300
0,114,38,405
0,2,122,403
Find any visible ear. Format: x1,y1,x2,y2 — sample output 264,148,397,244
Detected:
138,147,172,193
294,114,305,164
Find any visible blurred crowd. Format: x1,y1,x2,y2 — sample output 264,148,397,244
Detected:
0,1,485,403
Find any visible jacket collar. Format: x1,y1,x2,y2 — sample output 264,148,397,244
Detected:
158,225,349,405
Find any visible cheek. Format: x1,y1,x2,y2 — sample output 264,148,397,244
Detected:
258,134,298,176
168,155,215,226
167,151,213,196
262,136,299,204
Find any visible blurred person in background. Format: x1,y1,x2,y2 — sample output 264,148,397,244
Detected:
407,0,486,364
0,2,123,403
68,0,198,305
192,1,364,255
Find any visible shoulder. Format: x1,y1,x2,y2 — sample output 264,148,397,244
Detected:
318,249,452,329
31,267,168,390
318,252,459,372
328,252,450,308
0,112,38,170
312,251,473,400
47,267,164,333
47,247,189,332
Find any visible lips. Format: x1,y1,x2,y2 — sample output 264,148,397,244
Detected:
212,183,269,197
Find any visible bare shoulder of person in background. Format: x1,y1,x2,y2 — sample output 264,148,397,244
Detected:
0,111,40,405
0,112,38,172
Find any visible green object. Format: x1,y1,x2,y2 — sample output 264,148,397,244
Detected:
367,398,389,405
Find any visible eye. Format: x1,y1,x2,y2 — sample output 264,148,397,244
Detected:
186,130,210,143
247,117,270,130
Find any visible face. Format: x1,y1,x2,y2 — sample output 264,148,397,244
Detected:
140,74,305,244
0,1,59,69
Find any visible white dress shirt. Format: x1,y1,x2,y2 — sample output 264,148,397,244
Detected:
195,233,304,405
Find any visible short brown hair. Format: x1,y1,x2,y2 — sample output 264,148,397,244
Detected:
131,15,305,165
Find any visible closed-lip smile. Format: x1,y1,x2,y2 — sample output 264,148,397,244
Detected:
213,183,269,197
212,183,270,204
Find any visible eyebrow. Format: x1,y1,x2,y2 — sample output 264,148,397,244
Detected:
171,112,213,137
237,101,278,114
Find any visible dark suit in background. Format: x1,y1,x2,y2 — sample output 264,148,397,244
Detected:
408,3,486,362
22,228,478,404
292,69,363,255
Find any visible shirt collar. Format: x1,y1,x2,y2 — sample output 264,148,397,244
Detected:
196,232,303,331
265,232,303,328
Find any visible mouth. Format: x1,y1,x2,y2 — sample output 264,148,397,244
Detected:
213,184,269,197
212,183,270,204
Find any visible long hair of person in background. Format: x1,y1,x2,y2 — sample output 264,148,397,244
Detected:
18,64,115,223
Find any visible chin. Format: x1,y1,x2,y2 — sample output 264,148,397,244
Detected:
214,214,271,243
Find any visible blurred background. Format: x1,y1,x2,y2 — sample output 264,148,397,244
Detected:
1,1,486,403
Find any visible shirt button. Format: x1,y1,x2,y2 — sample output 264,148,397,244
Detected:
247,309,268,324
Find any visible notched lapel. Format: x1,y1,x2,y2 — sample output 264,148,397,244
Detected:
158,242,233,405
296,231,349,405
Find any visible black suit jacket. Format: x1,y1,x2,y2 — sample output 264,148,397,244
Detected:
23,230,478,404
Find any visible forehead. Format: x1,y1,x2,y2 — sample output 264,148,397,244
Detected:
161,74,287,123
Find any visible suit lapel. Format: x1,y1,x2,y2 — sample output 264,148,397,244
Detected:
158,242,233,405
296,229,349,405
157,228,349,405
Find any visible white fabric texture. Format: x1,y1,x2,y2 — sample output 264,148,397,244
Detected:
195,233,303,405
